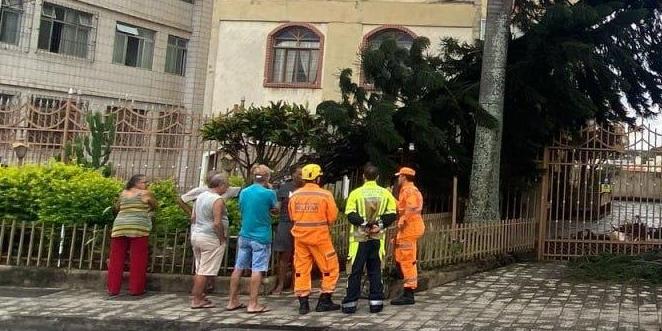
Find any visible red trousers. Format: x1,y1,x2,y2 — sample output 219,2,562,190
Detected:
107,236,149,296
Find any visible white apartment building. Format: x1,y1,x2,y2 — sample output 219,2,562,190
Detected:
0,0,212,111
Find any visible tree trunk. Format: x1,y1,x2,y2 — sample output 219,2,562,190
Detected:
466,0,513,222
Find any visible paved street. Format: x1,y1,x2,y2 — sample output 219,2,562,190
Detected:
2,262,662,330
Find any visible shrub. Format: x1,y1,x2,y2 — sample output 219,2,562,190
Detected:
0,162,122,224
149,179,189,232
0,164,43,221
228,175,245,188
38,171,122,225
225,198,241,236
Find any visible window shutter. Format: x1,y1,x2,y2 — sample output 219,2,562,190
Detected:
112,32,126,64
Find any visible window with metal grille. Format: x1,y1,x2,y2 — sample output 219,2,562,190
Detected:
165,35,187,76
37,2,93,58
0,0,21,45
268,26,321,85
0,93,13,108
113,22,155,70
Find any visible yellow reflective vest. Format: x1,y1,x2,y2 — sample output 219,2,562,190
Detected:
345,181,397,265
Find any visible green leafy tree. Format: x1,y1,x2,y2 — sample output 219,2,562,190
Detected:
501,0,662,184
317,0,662,199
201,101,319,181
314,38,495,191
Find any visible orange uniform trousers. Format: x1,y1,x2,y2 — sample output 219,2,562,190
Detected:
288,184,340,297
395,229,423,289
293,233,339,297
396,182,425,289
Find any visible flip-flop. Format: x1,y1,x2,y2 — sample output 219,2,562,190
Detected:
246,307,271,314
191,302,216,309
225,303,247,311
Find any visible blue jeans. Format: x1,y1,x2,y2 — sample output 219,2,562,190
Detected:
235,236,271,272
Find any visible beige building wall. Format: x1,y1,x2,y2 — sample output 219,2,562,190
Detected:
207,0,483,114
0,0,212,111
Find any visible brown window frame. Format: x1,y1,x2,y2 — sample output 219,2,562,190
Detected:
263,23,324,89
360,25,417,88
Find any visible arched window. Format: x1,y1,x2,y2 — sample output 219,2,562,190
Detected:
365,27,415,51
361,26,416,86
265,24,323,87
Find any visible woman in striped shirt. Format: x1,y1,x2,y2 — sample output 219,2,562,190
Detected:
107,174,157,296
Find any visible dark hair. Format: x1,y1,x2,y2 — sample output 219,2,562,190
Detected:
292,166,302,176
363,164,379,181
403,174,415,182
125,174,146,190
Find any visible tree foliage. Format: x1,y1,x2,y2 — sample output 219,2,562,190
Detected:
314,38,496,191
317,0,662,190
200,101,320,181
502,0,662,182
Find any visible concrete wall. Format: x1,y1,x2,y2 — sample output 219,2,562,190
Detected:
613,171,662,201
0,0,211,111
206,0,481,114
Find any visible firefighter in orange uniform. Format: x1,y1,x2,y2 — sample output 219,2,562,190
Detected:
288,164,341,314
391,167,425,305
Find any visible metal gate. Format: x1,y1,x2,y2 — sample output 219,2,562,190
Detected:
539,123,662,259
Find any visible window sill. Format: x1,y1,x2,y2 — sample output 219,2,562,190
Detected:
263,82,321,89
35,49,93,63
164,71,186,77
111,62,153,72
0,42,26,53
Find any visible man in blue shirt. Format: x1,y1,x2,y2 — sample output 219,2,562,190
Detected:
226,164,277,314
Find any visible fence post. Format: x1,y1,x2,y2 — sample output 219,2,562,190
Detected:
60,89,74,161
537,148,550,260
451,176,458,226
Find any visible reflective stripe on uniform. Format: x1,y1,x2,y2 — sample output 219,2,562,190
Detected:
291,191,332,198
341,301,357,308
395,242,414,249
369,300,384,306
293,221,328,227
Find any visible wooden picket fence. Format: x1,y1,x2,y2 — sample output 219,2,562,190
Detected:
0,219,274,276
0,216,537,275
413,219,537,269
330,215,536,271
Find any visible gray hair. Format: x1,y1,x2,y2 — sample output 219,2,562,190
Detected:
208,174,228,189
205,170,222,185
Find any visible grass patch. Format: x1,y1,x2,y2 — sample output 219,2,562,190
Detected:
567,250,662,284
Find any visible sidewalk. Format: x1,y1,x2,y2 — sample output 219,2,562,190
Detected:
1,262,661,330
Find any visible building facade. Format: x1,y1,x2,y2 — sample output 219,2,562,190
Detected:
206,0,484,114
0,0,212,111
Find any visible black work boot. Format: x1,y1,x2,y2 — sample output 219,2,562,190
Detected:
315,293,341,312
390,288,415,305
341,303,357,314
298,296,310,315
369,303,383,313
